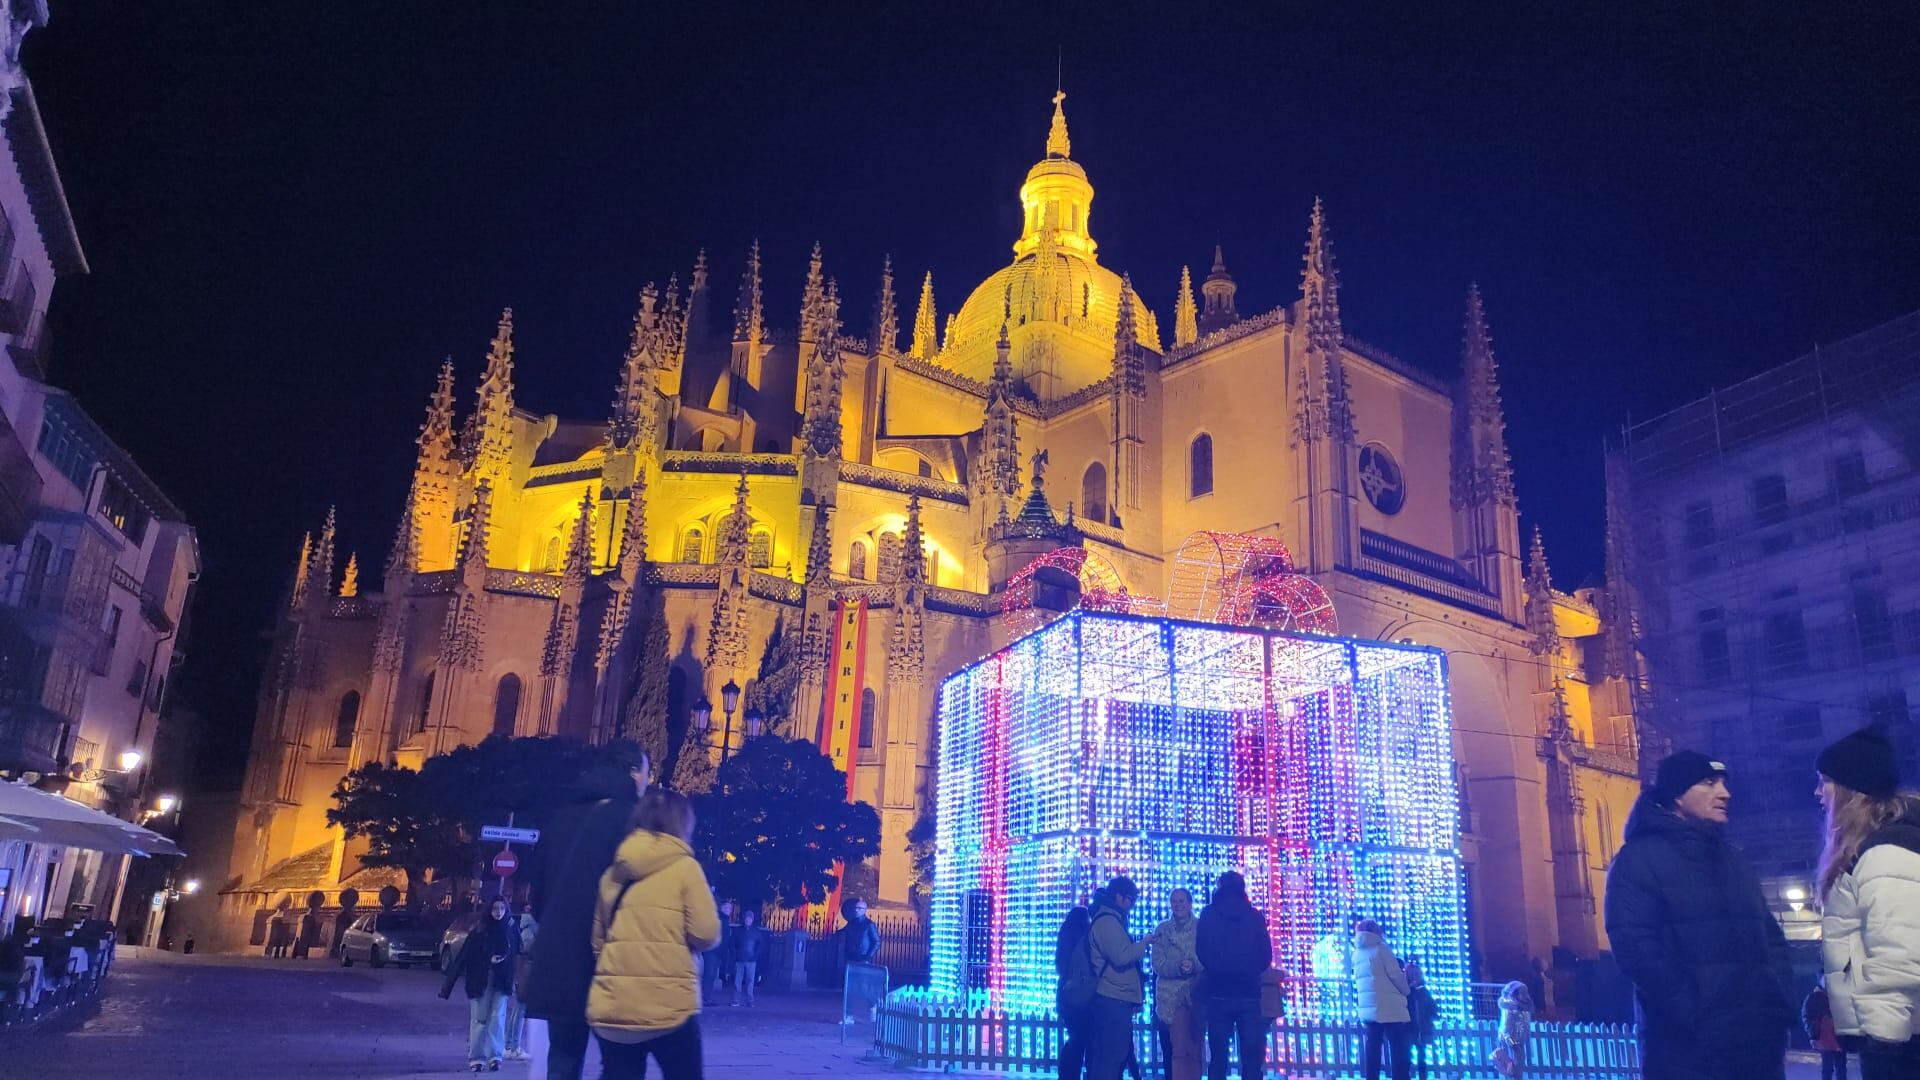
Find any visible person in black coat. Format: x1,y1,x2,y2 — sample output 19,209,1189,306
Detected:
1604,751,1793,1080
518,754,648,1080
1196,871,1274,1080
440,897,519,1071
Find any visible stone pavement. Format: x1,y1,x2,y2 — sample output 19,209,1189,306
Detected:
6,947,899,1078
8,947,1831,1078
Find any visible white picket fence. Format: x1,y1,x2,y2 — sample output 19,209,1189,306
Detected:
876,1001,1641,1077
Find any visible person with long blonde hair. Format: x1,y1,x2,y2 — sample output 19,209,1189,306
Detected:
1815,726,1920,1080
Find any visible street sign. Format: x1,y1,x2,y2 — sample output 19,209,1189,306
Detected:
492,850,519,878
480,825,540,844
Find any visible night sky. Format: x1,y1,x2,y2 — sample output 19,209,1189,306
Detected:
22,4,1920,789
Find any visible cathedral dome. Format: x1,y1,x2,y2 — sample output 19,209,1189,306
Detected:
933,92,1160,397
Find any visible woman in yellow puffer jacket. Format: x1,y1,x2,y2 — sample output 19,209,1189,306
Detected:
588,789,722,1079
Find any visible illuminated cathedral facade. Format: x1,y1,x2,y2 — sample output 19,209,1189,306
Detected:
216,94,1639,985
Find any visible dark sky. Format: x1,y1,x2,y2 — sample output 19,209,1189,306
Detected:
24,4,1920,789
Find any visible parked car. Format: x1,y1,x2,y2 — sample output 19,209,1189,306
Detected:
439,916,474,972
337,911,439,969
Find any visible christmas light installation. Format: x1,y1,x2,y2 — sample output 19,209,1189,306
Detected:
925,607,1469,1028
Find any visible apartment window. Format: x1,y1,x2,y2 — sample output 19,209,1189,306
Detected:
1082,462,1108,525
1854,589,1896,663
21,535,50,608
848,541,868,581
97,475,152,545
1763,611,1809,675
125,658,147,698
1699,626,1732,684
1752,474,1789,527
333,691,361,749
1683,501,1714,549
1834,450,1870,499
1189,434,1214,498
492,674,521,738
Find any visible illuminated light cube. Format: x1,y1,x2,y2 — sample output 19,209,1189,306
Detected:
928,609,1469,1022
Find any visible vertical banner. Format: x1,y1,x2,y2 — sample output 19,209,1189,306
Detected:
819,597,869,795
818,597,868,925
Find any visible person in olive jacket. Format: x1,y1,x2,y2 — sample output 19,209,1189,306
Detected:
1604,751,1793,1080
1196,870,1273,1080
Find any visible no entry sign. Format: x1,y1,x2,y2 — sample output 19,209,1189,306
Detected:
492,850,519,878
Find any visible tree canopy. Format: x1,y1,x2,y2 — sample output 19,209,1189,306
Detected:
693,735,880,908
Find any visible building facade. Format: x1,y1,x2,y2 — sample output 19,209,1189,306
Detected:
220,94,1638,982
1609,310,1920,935
0,6,200,931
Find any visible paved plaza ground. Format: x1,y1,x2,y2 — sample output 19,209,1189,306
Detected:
6,947,1831,1078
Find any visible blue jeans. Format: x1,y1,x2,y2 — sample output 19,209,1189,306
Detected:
1204,996,1267,1080
1086,994,1138,1080
468,988,506,1063
504,993,526,1053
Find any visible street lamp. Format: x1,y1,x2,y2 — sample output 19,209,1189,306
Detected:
719,679,741,766
691,696,713,736
744,706,765,740
117,749,143,772
182,879,201,896
155,794,179,814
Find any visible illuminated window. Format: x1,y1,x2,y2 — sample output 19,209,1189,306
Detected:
492,674,522,738
748,528,772,569
1081,462,1108,524
97,475,151,544
1189,434,1214,498
333,691,360,749
849,541,868,581
680,527,704,564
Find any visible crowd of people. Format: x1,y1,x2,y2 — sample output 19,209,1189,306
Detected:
1605,727,1920,1080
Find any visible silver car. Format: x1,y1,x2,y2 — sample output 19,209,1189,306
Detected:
337,911,439,969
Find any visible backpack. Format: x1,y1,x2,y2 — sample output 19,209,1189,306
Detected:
1057,914,1108,1014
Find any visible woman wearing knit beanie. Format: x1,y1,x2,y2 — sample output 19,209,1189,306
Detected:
1815,725,1920,1079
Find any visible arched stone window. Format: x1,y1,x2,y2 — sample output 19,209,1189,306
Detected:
492,674,522,738
1082,462,1108,525
1189,433,1214,498
543,535,561,572
849,541,868,581
415,671,435,735
878,532,903,584
748,528,772,569
332,691,360,749
679,527,704,564
859,687,876,748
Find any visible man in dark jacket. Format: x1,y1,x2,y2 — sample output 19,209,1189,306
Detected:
1604,751,1792,1080
841,897,881,965
518,752,647,1080
1196,870,1274,1080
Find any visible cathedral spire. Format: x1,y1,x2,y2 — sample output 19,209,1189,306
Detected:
339,554,359,599
1174,265,1198,346
1301,204,1341,353
1112,274,1145,397
290,531,314,610
311,507,337,604
607,285,661,453
562,487,596,587
1046,89,1071,159
888,495,926,681
616,471,649,582
418,359,458,473
384,486,418,586
716,473,752,567
1295,201,1353,442
1525,525,1560,653
974,321,1022,519
870,256,898,356
801,281,845,458
464,309,518,482
540,488,596,683
458,483,492,576
733,240,764,344
1451,284,1516,508
804,504,834,587
1199,245,1240,333
910,271,937,359
798,241,827,343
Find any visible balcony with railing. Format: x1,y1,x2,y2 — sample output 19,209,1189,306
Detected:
1356,529,1502,618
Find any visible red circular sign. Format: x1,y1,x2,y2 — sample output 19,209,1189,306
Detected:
492,851,519,877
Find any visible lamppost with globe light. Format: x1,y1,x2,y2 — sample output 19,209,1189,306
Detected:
692,679,765,768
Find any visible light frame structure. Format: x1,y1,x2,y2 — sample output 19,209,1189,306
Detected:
928,609,1469,1023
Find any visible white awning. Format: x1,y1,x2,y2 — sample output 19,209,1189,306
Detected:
0,781,184,857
